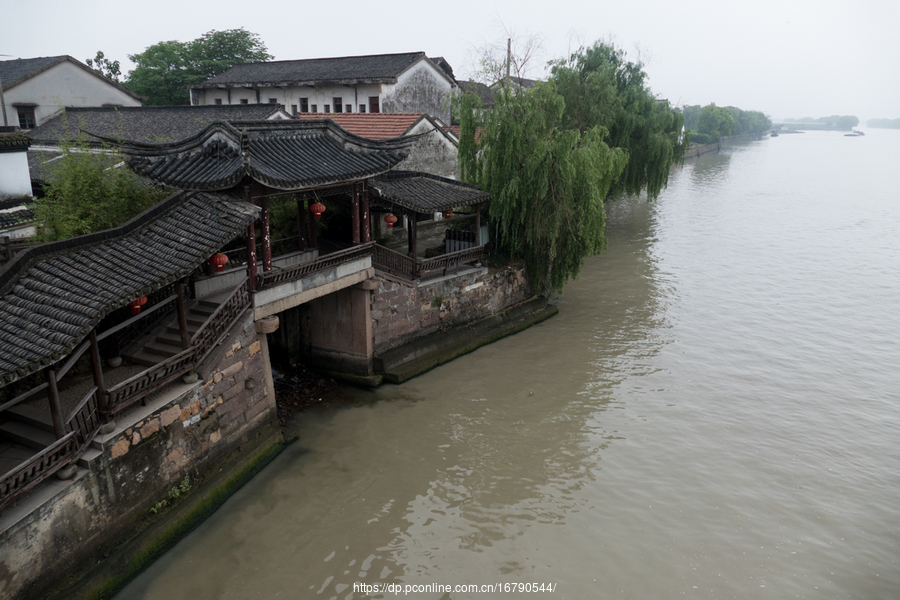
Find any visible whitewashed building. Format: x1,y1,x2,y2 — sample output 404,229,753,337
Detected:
0,56,143,130
189,52,457,124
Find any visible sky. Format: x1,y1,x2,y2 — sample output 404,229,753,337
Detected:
2,0,898,122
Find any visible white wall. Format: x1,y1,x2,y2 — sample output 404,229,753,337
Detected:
3,61,142,128
0,150,33,199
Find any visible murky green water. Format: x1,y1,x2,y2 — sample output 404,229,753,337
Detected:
116,129,900,599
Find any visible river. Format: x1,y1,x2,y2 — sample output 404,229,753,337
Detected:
116,129,900,599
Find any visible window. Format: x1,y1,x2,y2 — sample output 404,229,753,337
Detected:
324,104,330,113
240,98,249,105
269,98,277,104
291,105,297,116
17,106,36,129
359,104,366,113
300,98,309,113
333,98,343,113
214,98,223,105
345,104,352,113
312,105,318,113
369,97,379,114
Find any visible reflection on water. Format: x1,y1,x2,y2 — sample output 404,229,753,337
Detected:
117,130,900,600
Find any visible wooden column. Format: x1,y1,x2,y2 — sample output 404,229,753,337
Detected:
261,195,273,271
297,197,308,251
407,215,418,258
361,180,371,243
176,281,191,350
308,201,318,249
89,329,109,419
46,369,65,440
245,186,258,291
351,183,361,245
475,203,482,245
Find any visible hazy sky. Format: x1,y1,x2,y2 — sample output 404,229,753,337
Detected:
3,0,898,122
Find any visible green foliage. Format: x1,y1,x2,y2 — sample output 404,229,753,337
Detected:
682,105,702,131
725,106,771,136
688,132,713,145
696,104,735,141
86,51,121,82
126,28,272,105
549,42,686,199
34,122,168,242
474,83,627,293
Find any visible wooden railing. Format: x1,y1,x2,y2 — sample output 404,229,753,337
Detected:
0,432,78,511
106,347,197,417
223,235,308,267
191,279,251,364
258,242,375,290
0,236,34,266
65,386,102,453
373,244,417,280
373,244,486,281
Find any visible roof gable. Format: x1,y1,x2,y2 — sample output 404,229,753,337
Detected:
0,55,143,101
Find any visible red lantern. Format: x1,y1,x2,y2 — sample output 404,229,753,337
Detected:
310,202,326,220
128,296,148,315
442,209,454,219
209,252,229,273
384,214,398,228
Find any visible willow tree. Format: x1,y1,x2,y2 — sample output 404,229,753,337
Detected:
467,82,627,293
550,42,686,199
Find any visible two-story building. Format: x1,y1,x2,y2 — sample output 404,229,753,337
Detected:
0,56,143,130
188,52,457,124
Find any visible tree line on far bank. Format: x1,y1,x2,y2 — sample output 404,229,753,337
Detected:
866,118,900,129
682,104,772,144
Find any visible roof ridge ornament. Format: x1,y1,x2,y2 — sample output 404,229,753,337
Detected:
241,127,250,166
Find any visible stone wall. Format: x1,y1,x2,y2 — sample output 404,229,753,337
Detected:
372,265,531,353
0,311,280,600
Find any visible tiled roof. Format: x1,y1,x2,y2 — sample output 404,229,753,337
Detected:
0,55,143,100
294,113,425,140
0,131,33,151
458,80,495,106
195,52,428,88
119,120,413,191
0,191,258,387
27,105,290,145
0,204,34,229
370,171,490,214
0,56,67,88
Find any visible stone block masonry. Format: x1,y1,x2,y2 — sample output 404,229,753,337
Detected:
372,265,532,353
0,311,280,600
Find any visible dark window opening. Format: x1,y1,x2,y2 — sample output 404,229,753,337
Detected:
269,98,278,104
291,104,297,115
359,104,366,113
345,104,352,113
369,97,379,114
312,105,318,113
324,104,330,113
240,98,249,104
332,98,342,113
17,106,36,129
300,98,309,113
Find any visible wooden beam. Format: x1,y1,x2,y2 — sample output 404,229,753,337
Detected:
361,180,371,243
